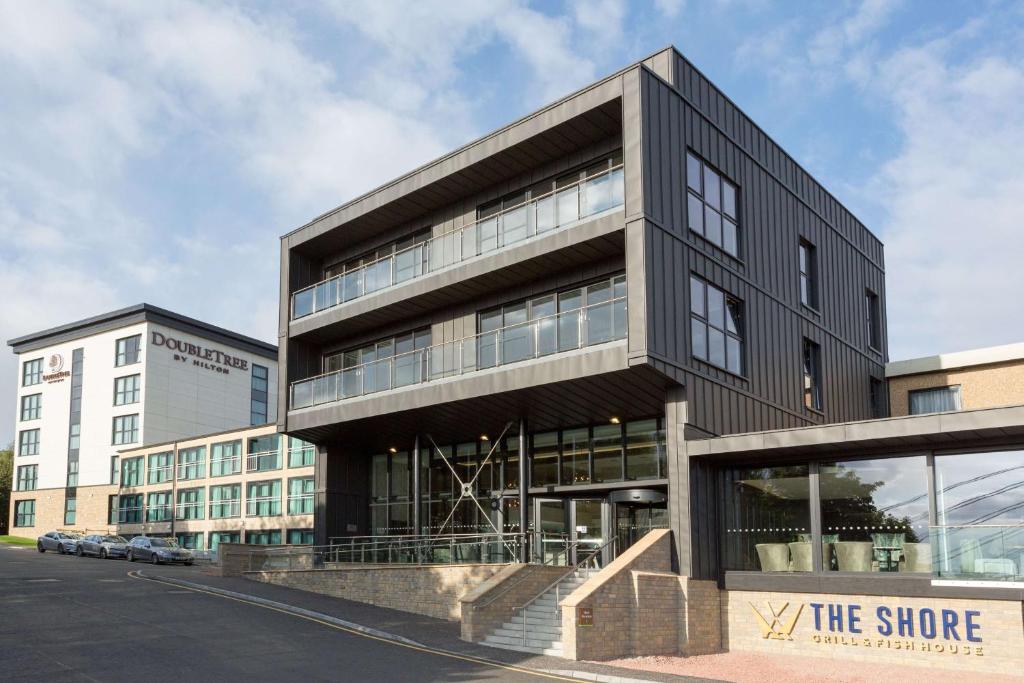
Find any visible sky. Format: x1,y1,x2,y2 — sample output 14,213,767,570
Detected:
1,0,1023,446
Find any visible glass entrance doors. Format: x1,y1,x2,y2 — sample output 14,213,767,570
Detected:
533,498,610,566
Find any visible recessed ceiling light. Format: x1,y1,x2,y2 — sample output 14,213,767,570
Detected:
480,434,489,441
388,447,397,453
610,417,621,424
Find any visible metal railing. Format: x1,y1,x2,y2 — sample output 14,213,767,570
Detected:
932,524,1024,581
209,500,241,519
145,504,173,523
246,450,281,472
176,463,206,480
515,536,615,645
288,446,316,468
287,494,314,516
291,296,627,410
291,164,624,320
209,456,242,476
246,496,281,517
174,502,204,520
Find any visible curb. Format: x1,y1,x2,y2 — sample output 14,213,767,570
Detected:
135,570,424,647
134,571,670,683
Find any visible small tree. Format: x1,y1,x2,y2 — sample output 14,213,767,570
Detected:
0,444,12,535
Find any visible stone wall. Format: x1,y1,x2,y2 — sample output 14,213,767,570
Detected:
10,484,118,540
460,564,571,642
246,563,507,621
560,529,722,660
725,589,1024,674
888,360,1024,416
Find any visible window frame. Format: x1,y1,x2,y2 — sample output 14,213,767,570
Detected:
802,338,823,413
865,289,882,351
16,464,38,491
115,334,141,367
22,358,43,387
686,150,740,257
20,393,41,421
112,414,140,446
18,428,40,456
909,385,962,416
798,239,818,310
114,374,141,406
689,276,745,376
14,500,36,527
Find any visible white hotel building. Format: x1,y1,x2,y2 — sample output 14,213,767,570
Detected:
8,305,279,538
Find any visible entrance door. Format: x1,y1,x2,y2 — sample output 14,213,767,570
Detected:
571,499,609,566
534,498,569,564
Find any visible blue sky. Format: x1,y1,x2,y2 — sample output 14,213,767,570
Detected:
2,0,1023,445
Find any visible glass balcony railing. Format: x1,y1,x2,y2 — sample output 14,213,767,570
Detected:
291,165,625,320
932,524,1024,582
290,295,627,410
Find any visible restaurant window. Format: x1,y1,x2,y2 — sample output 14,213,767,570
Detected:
798,239,817,309
690,276,743,375
934,449,1024,580
909,386,961,415
802,338,822,411
722,465,811,572
20,393,41,421
819,457,930,572
22,358,43,386
686,151,739,256
115,334,141,366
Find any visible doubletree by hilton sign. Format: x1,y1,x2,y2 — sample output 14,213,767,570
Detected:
151,331,249,375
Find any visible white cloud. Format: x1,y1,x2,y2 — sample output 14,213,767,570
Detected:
654,0,685,19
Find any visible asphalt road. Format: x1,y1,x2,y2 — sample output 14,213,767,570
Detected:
0,543,570,682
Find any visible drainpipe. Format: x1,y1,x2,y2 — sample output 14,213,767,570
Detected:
518,418,528,563
170,441,178,539
412,434,421,536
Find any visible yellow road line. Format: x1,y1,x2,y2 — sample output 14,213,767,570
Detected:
127,571,574,681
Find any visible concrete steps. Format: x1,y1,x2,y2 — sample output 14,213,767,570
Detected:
479,569,593,657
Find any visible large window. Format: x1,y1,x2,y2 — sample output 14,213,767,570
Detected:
20,394,41,421
210,531,241,551
529,420,665,488
247,435,281,472
251,364,269,425
324,329,432,395
690,277,743,375
288,477,314,515
176,532,204,550
934,449,1024,580
370,450,411,535
246,530,282,545
246,480,281,517
115,334,141,366
148,451,173,485
210,484,241,519
64,497,76,526
118,494,143,524
722,466,811,572
121,456,143,487
147,491,173,522
288,437,315,468
819,457,929,572
177,446,206,480
176,488,205,521
802,338,822,411
114,374,141,406
865,289,881,350
799,239,817,309
16,465,38,491
287,529,315,545
22,358,43,387
211,440,242,477
531,432,559,487
687,151,739,256
14,500,35,527
909,386,961,415
18,428,40,456
112,414,139,445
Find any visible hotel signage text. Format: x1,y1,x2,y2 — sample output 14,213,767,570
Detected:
151,331,249,375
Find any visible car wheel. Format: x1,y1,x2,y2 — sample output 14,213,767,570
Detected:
58,544,65,555
185,561,193,567
101,548,108,559
76,546,83,557
127,551,134,562
151,552,160,565
37,543,45,553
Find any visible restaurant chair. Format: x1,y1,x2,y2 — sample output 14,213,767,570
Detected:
870,532,905,571
755,543,790,572
901,542,931,572
834,541,874,572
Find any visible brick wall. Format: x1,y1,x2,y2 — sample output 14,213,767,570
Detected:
9,484,118,540
889,361,1024,416
725,589,1024,674
246,563,507,621
460,563,570,642
560,529,722,660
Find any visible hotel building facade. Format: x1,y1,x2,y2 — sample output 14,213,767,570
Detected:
8,305,279,538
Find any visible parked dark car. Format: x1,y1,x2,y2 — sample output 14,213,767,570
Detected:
37,531,82,554
126,536,193,565
77,534,129,559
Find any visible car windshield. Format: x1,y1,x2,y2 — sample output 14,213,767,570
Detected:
150,538,179,548
103,536,127,543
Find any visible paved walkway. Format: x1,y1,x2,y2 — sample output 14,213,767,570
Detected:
142,565,718,683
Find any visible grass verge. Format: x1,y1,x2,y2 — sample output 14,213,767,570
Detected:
0,535,37,546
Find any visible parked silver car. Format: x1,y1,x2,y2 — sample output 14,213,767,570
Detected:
37,531,82,554
126,536,194,565
77,534,129,559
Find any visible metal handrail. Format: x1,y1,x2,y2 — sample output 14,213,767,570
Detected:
473,538,578,612
291,163,624,319
515,536,616,645
290,295,627,409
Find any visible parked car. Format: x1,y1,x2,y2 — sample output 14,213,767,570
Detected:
77,534,129,559
126,536,193,565
37,531,82,554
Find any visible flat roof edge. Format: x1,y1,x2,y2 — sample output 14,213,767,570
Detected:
886,342,1024,377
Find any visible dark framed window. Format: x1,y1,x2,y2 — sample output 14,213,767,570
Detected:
210,531,241,551
115,334,141,366
112,414,139,445
246,480,282,517
865,289,881,350
176,532,204,550
66,460,78,487
909,386,961,415
146,491,172,522
64,497,77,526
287,529,315,545
211,440,242,477
802,338,822,411
176,446,206,480
16,465,38,491
14,500,35,527
176,488,205,521
118,494,143,524
686,151,739,256
210,484,242,519
251,364,269,425
18,428,40,456
798,239,817,309
246,530,282,545
22,358,43,386
288,437,315,468
110,456,120,485
148,451,173,484
690,276,743,375
114,374,141,406
20,393,41,421
121,456,143,487
870,378,886,419
288,477,315,515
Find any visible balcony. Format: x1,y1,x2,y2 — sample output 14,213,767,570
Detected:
291,295,627,410
291,165,624,321
247,450,282,473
